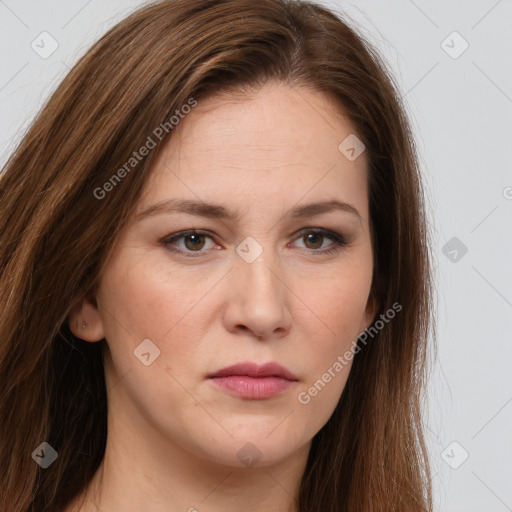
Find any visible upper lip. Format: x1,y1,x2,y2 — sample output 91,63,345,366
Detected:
207,362,298,381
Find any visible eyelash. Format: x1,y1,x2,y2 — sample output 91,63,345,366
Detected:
161,228,347,258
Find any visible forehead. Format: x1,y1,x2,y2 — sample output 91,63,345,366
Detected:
137,82,369,224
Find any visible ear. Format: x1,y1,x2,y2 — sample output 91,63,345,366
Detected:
361,290,379,333
68,295,105,342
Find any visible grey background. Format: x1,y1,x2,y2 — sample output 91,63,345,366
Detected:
1,1,511,510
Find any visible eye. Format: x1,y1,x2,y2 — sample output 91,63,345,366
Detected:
162,230,217,257
291,228,347,255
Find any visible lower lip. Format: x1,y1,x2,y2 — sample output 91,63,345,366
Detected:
208,376,295,399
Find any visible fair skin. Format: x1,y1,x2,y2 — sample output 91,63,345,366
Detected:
67,81,376,512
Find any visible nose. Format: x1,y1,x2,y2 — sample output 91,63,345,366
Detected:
222,248,292,340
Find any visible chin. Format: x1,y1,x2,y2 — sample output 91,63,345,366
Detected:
192,434,301,469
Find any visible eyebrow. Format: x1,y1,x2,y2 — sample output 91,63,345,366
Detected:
135,198,362,223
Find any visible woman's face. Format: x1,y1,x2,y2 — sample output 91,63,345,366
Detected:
76,82,375,468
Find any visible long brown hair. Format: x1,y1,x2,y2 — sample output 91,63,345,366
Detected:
0,1,435,510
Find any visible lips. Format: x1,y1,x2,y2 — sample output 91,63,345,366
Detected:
207,362,298,400
207,361,298,381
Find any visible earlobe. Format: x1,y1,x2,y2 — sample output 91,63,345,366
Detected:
68,296,105,342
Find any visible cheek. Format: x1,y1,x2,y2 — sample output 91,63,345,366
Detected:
97,261,205,425
299,264,372,341
291,264,371,417
99,271,169,344
98,258,215,381
100,254,194,338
